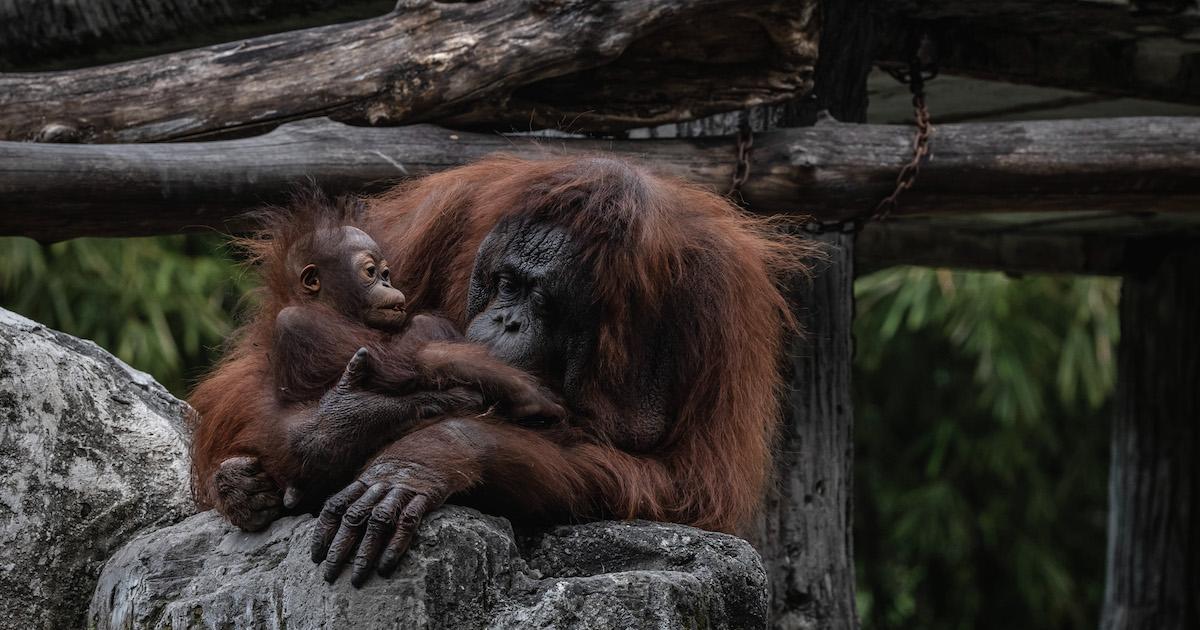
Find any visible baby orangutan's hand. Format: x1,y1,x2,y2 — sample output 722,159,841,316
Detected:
211,456,284,532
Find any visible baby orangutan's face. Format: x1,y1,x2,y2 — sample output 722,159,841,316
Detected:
300,226,408,332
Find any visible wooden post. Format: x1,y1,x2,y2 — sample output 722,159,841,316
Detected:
752,232,858,630
1102,245,1200,630
747,0,868,626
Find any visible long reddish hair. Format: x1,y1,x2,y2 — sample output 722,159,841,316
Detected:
361,155,814,531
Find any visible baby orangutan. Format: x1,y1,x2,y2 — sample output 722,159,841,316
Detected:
193,196,564,532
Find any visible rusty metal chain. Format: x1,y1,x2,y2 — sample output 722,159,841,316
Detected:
806,34,937,234
872,51,936,223
728,114,754,200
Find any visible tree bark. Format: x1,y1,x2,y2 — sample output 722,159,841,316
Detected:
750,231,858,630
878,0,1200,105
437,3,816,135
0,0,383,70
1103,244,1200,630
0,0,815,143
4,115,1200,241
745,1,868,625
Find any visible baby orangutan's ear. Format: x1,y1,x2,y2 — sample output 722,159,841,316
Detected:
300,264,320,294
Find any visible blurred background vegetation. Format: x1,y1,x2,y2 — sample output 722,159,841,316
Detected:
0,237,1117,630
0,235,253,394
853,268,1117,630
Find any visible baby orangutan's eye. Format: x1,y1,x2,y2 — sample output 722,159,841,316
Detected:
365,265,377,280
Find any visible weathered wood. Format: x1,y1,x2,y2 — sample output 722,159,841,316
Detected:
879,0,1200,105
802,0,873,124
4,116,1200,241
751,232,858,630
0,0,388,70
438,4,817,134
1103,245,1200,630
0,0,815,143
745,3,867,625
856,221,1200,276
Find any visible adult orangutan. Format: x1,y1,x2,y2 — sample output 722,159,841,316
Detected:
189,155,810,586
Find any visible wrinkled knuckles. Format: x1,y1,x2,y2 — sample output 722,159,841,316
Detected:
369,506,398,528
398,503,426,529
343,506,372,528
326,482,367,512
317,510,343,528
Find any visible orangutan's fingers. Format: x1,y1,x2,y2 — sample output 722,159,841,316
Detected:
350,487,410,587
377,494,433,577
340,347,372,387
322,483,388,583
311,480,366,563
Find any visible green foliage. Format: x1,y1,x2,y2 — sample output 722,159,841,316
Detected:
0,235,252,396
854,267,1118,630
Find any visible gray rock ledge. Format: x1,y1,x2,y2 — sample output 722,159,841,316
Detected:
90,507,767,630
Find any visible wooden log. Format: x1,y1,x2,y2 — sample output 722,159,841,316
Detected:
878,0,1200,105
3,116,1200,242
751,232,858,630
746,2,869,626
0,0,815,143
1103,245,1200,630
0,0,386,70
437,4,817,134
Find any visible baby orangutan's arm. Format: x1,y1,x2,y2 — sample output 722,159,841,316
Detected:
284,349,486,503
414,340,565,421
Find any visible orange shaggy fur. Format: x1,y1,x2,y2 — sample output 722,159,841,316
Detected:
190,155,812,533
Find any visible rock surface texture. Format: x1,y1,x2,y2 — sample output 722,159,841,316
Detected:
0,308,193,630
90,507,768,630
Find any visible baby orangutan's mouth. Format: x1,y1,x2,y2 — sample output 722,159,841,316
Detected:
379,303,406,316
370,303,407,329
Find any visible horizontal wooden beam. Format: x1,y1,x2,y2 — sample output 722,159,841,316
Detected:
0,0,813,143
878,0,1200,105
2,116,1199,242
859,219,1147,273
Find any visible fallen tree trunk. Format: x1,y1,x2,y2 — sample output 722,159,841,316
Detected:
0,0,815,142
2,116,1200,241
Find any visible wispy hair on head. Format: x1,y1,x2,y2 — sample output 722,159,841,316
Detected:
233,186,368,309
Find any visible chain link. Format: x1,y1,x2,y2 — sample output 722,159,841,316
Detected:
805,34,936,234
872,50,936,223
728,117,754,199
733,34,934,230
